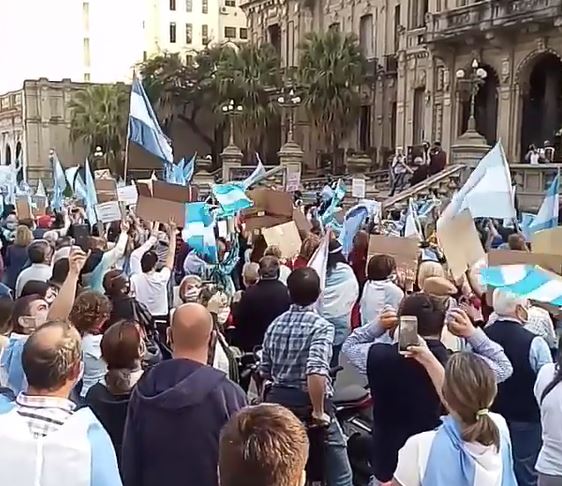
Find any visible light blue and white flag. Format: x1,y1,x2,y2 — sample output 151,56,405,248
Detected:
212,183,253,216
520,212,537,240
321,179,346,226
128,77,173,164
183,153,196,184
481,264,562,307
438,142,515,226
308,230,330,292
338,201,380,257
182,202,217,263
84,159,98,225
35,179,46,198
528,174,559,234
241,154,267,190
51,152,67,211
169,153,197,185
404,198,423,240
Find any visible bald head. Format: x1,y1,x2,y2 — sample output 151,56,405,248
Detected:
171,303,213,358
22,320,81,392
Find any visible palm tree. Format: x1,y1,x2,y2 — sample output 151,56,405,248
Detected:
68,84,129,174
298,30,366,168
212,43,282,152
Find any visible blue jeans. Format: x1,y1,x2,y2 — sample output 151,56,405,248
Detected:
509,421,542,486
326,418,353,486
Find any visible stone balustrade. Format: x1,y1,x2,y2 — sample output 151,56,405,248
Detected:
426,0,562,43
510,163,561,212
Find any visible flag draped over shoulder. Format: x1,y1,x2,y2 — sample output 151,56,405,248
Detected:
438,142,516,225
528,174,559,233
182,202,217,263
128,77,173,164
481,264,562,307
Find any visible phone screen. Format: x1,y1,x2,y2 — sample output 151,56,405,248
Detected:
399,316,419,353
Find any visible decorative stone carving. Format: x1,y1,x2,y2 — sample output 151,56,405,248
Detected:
537,36,546,52
443,68,450,91
501,58,510,83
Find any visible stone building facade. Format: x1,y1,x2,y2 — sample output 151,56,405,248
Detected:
241,0,562,169
0,79,88,185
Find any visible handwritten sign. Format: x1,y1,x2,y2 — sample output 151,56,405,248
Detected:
262,221,302,259
285,165,301,192
117,185,138,206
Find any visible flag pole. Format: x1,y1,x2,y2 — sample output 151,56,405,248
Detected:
123,69,135,183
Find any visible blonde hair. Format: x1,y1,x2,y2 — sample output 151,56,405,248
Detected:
443,353,500,450
417,261,446,289
264,245,283,259
14,225,33,247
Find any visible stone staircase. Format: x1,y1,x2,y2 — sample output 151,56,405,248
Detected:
381,164,466,215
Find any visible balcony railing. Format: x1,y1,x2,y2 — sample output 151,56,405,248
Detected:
426,0,562,43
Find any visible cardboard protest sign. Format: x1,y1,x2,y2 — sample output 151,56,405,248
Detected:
95,178,118,203
244,189,293,231
15,196,32,220
368,235,419,278
95,201,123,223
488,250,562,274
117,185,138,206
136,180,198,225
262,221,302,259
352,178,366,199
436,209,485,280
531,227,562,257
293,208,312,234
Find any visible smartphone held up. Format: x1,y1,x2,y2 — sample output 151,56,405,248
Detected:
398,316,419,354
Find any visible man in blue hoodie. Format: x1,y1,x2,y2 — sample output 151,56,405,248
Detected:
121,303,247,486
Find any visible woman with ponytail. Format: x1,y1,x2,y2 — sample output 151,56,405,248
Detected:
534,335,562,486
393,351,517,486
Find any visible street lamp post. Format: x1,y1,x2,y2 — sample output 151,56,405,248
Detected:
456,58,488,133
93,145,105,171
221,99,244,147
220,99,244,181
277,88,302,144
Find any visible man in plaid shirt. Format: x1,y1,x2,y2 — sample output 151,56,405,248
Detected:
261,267,353,486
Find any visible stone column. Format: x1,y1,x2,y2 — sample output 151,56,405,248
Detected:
278,140,304,190
496,84,512,158
220,144,243,182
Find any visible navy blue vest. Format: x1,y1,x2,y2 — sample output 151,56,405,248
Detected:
485,319,540,423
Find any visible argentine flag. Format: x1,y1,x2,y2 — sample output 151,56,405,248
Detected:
183,202,217,263
241,155,267,190
84,159,98,225
481,264,562,307
212,183,253,216
128,77,173,164
528,174,559,234
51,152,67,211
438,142,515,225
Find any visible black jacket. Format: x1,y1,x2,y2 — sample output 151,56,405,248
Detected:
121,358,246,486
233,279,290,351
367,339,450,482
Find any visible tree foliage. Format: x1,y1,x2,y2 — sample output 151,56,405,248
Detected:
298,30,366,154
139,43,281,156
68,84,129,173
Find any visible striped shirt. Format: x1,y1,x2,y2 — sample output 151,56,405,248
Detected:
15,393,76,438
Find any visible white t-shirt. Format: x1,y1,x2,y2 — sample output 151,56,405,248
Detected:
534,362,562,476
130,267,171,316
394,413,508,486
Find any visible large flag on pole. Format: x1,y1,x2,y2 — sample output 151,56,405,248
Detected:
438,141,516,226
51,153,67,211
241,154,267,190
528,174,559,233
182,202,218,263
128,77,173,164
84,159,98,225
